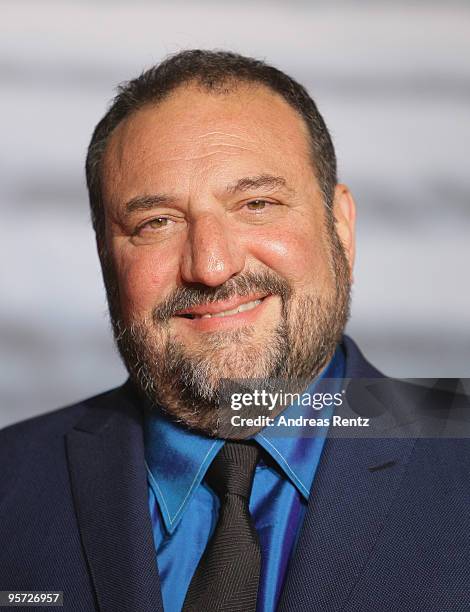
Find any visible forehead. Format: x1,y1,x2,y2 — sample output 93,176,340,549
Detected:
101,83,314,201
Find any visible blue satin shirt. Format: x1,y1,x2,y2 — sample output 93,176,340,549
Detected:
144,346,345,611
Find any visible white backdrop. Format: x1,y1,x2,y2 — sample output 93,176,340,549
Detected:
1,1,469,428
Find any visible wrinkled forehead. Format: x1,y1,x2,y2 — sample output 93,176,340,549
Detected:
101,83,314,199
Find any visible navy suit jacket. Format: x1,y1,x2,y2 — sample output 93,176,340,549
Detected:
1,336,469,611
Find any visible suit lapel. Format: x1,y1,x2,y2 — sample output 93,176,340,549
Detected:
279,337,417,611
66,384,163,612
278,434,416,611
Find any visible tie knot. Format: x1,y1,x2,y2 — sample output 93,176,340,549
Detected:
205,441,260,500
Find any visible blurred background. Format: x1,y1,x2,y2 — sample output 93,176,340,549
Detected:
1,1,469,428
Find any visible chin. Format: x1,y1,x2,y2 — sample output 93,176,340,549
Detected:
177,327,281,375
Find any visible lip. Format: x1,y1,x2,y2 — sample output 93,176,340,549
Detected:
173,293,269,317
172,294,274,332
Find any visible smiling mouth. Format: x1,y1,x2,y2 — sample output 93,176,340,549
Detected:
175,298,264,320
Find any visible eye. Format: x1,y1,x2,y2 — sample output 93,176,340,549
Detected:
136,216,173,234
147,217,171,229
245,199,271,211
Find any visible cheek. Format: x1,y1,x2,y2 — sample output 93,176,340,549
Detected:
247,225,331,288
111,242,179,321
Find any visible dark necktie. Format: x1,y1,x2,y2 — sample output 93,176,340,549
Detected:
183,441,261,612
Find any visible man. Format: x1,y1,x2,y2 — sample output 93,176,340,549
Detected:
1,50,469,612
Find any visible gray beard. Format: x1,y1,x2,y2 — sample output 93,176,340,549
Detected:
106,224,351,437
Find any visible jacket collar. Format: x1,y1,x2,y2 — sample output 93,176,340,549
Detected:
66,381,164,612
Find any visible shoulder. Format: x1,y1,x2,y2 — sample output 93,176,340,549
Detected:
341,335,384,378
0,384,129,490
342,335,470,436
0,385,125,440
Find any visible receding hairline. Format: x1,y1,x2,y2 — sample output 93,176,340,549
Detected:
108,77,310,133
101,78,316,182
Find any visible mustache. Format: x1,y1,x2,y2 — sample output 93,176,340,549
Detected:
153,270,292,322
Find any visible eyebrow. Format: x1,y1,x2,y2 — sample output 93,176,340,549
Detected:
123,174,293,214
124,193,176,214
226,174,293,195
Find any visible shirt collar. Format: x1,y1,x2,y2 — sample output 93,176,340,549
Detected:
144,344,345,534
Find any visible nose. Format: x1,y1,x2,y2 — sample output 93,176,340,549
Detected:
180,213,245,286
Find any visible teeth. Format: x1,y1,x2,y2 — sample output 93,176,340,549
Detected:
197,299,262,319
238,300,261,313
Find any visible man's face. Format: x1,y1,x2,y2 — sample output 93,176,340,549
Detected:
100,82,355,435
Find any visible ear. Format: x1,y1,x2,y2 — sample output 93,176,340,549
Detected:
332,184,356,280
